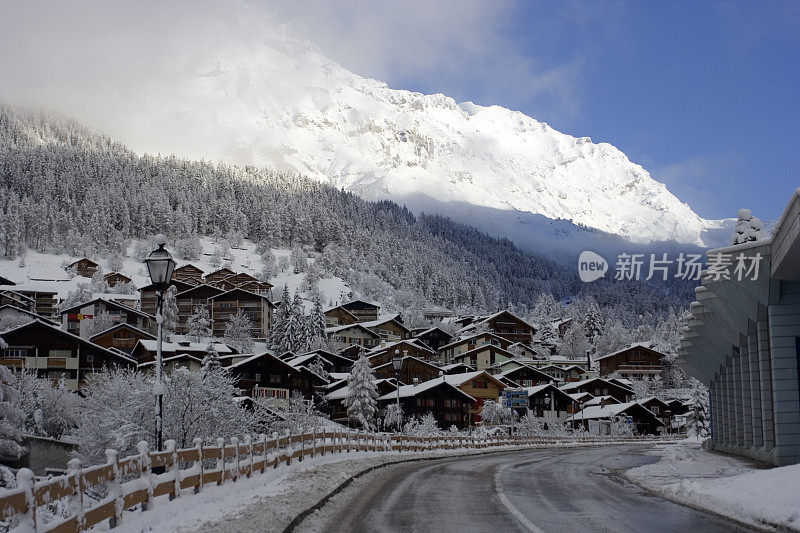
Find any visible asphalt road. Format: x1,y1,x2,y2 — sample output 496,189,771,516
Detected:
301,445,753,533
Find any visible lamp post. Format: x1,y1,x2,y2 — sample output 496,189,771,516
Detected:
543,395,551,431
144,236,176,452
392,350,403,431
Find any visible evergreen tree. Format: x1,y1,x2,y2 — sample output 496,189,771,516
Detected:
201,342,221,374
162,285,179,336
561,323,590,360
343,355,378,430
224,309,255,353
269,285,292,354
187,303,212,342
687,378,710,438
308,294,327,349
0,363,24,459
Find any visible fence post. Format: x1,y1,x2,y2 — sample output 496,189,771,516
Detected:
284,430,291,465
137,441,153,512
16,468,36,532
272,432,279,469
165,440,179,500
259,434,268,473
244,435,253,478
216,437,225,484
299,431,305,462
193,438,204,494
105,448,123,528
230,437,240,481
312,428,317,457
67,458,85,530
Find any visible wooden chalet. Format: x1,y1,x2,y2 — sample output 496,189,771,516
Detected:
172,264,205,284
324,306,359,327
0,290,36,312
0,285,59,318
559,378,634,404
130,338,233,365
443,371,507,426
203,267,236,286
139,279,194,316
377,380,475,429
219,273,272,295
461,310,537,344
340,300,380,322
596,343,665,379
174,284,225,333
89,323,156,353
373,356,441,384
359,315,410,342
520,384,580,421
637,396,672,429
506,342,545,360
450,344,517,371
222,351,328,402
0,319,136,389
494,364,552,388
439,362,475,375
337,344,364,361
138,354,204,374
367,339,437,366
60,298,154,338
325,323,381,349
297,349,354,373
439,332,513,364
103,272,132,288
0,305,58,327
209,288,276,339
66,258,99,278
566,401,665,435
410,327,452,351
323,378,398,424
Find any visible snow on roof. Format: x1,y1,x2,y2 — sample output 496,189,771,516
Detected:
566,401,662,423
567,392,594,401
583,395,619,407
285,352,332,368
60,297,154,319
367,338,434,355
136,339,232,354
89,322,155,340
357,314,406,329
496,365,550,379
376,379,475,402
324,379,397,401
594,342,662,361
438,331,510,351
328,372,351,381
442,370,504,388
325,323,380,336
138,353,204,367
559,377,630,392
439,362,474,371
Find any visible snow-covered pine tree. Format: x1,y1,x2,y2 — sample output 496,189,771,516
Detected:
90,266,109,293
687,378,710,438
560,322,590,360
732,208,767,245
583,298,603,349
162,285,179,336
224,309,255,353
187,303,212,342
308,294,327,349
384,403,404,431
0,364,25,459
286,290,306,352
268,285,292,354
343,355,378,430
201,342,220,374
83,311,116,338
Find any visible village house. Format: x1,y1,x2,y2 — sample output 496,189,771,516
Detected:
595,343,666,379
294,349,355,373
139,279,195,316
0,305,58,328
367,339,437,366
493,364,553,388
324,378,398,424
138,354,205,374
0,290,36,312
340,300,380,322
0,319,136,390
439,362,475,375
324,305,359,327
450,343,516,371
325,323,381,349
203,267,237,286
359,315,411,341
518,384,580,422
220,351,327,402
174,284,225,333
410,327,452,351
103,272,132,288
66,258,99,278
337,344,365,360
0,283,60,318
637,396,672,429
89,323,156,353
171,264,205,284
439,332,513,364
60,297,155,338
559,377,635,404
373,356,442,385
442,371,506,426
209,288,275,339
130,338,233,365
566,401,664,435
459,310,537,344
377,380,475,429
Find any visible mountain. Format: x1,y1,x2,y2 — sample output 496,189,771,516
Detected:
46,8,726,250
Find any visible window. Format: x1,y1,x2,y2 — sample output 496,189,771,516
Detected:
254,373,261,381
416,398,434,407
3,348,28,358
49,349,71,358
472,380,488,389
86,355,95,363
443,399,460,409
270,374,281,384
651,406,659,414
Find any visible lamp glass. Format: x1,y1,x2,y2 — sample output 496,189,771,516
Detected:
392,356,403,371
145,244,176,290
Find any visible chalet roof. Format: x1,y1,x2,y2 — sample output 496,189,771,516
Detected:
137,279,194,293
637,396,670,409
442,371,506,389
220,272,259,283
0,275,17,286
451,343,517,361
325,323,381,337
439,362,475,372
323,305,359,320
285,353,333,368
376,379,475,402
459,310,536,333
205,267,236,278
59,297,154,320
373,355,441,373
138,353,204,367
412,326,451,337
0,319,137,365
0,290,36,303
496,365,552,381
176,284,225,298
0,305,59,326
519,384,576,402
89,322,156,341
340,299,381,311
583,395,620,407
0,281,60,295
358,314,411,333
438,331,512,351
567,392,594,402
559,377,634,393
226,351,297,373
67,258,98,268
566,401,664,424
324,379,397,401
208,287,276,306
135,339,233,355
104,272,132,281
594,342,664,361
367,338,435,355
174,264,205,274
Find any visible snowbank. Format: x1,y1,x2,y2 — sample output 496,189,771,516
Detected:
626,440,800,531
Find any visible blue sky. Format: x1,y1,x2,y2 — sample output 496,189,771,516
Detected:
285,0,799,221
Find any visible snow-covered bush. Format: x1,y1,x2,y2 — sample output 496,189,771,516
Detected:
0,365,24,459
224,308,255,353
480,399,515,426
403,413,440,436
384,403,403,431
11,371,80,440
732,209,767,245
272,391,322,435
175,236,202,260
610,415,635,437
515,411,544,436
187,303,212,342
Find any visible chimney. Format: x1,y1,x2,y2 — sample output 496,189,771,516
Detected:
413,377,420,385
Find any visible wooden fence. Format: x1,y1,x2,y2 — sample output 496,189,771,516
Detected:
0,431,676,532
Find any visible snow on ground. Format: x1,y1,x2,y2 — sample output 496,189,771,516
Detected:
625,439,800,531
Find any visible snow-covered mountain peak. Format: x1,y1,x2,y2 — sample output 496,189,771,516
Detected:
76,6,719,247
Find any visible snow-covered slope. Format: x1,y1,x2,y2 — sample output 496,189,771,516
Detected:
77,8,722,247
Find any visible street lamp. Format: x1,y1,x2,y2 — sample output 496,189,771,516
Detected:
392,350,403,431
145,236,175,453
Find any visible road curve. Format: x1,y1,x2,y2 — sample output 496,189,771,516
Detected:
299,445,753,533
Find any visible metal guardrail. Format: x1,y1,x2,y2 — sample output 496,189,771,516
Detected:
0,431,676,531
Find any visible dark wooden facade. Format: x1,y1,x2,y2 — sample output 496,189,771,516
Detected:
377,381,475,429
89,323,156,353
172,264,205,284
373,356,441,384
67,258,99,278
412,327,452,351
495,365,552,387
209,288,275,339
560,378,634,403
60,298,154,338
368,340,437,366
324,306,359,327
174,284,224,334
139,279,194,316
104,272,132,287
596,344,665,379
340,300,380,322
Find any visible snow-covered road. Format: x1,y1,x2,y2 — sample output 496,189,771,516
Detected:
298,446,753,533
